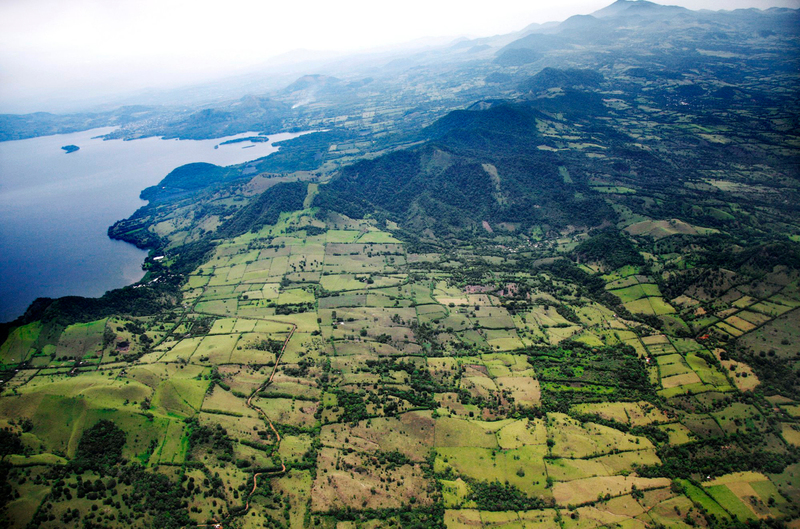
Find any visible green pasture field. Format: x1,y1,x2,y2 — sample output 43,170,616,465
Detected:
185,274,210,289
658,423,694,444
544,325,582,344
198,411,264,445
434,417,510,448
571,401,667,426
609,284,662,303
435,445,550,497
319,293,368,309
658,358,693,378
325,229,362,243
322,412,434,461
623,337,648,358
158,336,202,363
471,307,516,329
655,353,685,367
546,457,610,482
594,449,661,474
482,353,532,373
272,470,314,528
153,419,188,464
749,300,793,318
4,477,53,528
711,403,767,434
496,418,547,449
680,480,731,520
669,338,704,353
441,479,473,508
546,414,651,459
232,440,275,468
323,253,389,274
320,274,370,291
593,186,637,194
369,290,412,308
606,275,641,290
208,317,237,334
194,298,238,316
624,296,675,316
440,313,473,332
686,352,731,388
206,268,234,287
458,329,489,348
54,319,107,359
704,485,758,520
256,396,318,427
416,302,448,320
571,331,604,347
644,494,697,527
749,478,787,505
0,321,42,364
152,376,206,418
552,475,670,507
658,381,722,398
575,303,617,326
201,385,253,416
485,329,526,351
602,266,641,282
191,333,240,363
279,433,313,465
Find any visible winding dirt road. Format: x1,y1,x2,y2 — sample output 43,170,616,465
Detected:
227,319,296,522
192,317,297,528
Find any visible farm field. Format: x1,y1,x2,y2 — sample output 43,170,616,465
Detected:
1,3,800,527
3,204,798,528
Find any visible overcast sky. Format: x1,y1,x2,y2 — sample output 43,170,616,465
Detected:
0,0,797,113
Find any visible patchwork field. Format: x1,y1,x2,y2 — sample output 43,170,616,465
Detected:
3,53,800,527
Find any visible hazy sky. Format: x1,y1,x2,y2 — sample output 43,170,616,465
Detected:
1,0,797,113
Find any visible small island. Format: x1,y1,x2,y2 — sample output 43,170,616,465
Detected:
61,144,80,153
218,136,269,146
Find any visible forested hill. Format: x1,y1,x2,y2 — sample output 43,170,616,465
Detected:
139,163,232,203
314,102,615,236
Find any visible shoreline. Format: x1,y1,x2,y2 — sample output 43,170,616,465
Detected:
0,129,314,323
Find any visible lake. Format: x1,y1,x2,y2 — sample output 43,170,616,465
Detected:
0,128,306,322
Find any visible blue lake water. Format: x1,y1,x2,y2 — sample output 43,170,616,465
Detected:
0,128,305,322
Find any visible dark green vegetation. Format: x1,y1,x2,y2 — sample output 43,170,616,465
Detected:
317,104,614,236
60,144,79,153
518,67,604,93
219,181,308,238
574,231,645,271
1,1,800,528
140,162,232,203
73,420,126,471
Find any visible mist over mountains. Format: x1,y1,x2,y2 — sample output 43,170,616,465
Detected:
2,0,797,140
